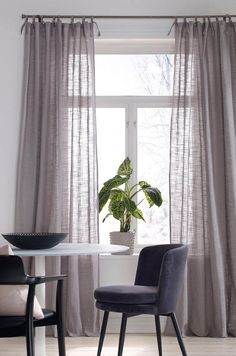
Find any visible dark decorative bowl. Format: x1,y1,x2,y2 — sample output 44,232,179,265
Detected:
1,233,67,250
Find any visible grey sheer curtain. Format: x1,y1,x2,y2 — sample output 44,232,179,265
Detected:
15,20,99,336
169,19,236,337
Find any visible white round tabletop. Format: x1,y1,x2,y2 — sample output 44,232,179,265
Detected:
12,242,129,256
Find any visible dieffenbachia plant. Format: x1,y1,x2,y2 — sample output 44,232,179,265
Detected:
99,157,163,232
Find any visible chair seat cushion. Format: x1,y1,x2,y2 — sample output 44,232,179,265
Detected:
96,301,158,315
94,285,158,305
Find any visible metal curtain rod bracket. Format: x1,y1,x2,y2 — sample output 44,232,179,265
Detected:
21,14,236,20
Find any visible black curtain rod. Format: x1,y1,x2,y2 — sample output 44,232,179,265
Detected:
22,14,235,20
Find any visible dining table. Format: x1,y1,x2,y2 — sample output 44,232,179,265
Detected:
13,242,129,356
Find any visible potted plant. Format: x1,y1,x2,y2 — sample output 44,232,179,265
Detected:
99,157,163,254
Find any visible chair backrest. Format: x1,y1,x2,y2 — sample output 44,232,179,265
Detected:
0,256,30,284
135,244,187,314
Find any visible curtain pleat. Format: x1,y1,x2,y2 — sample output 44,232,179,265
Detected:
169,20,236,337
15,20,99,336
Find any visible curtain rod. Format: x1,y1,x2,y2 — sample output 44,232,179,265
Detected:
22,14,235,20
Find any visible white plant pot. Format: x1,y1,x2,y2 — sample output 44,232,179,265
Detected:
109,231,135,255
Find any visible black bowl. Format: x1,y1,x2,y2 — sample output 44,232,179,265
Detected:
1,233,67,250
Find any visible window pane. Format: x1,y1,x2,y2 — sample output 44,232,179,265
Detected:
137,108,171,244
97,108,126,244
96,55,174,96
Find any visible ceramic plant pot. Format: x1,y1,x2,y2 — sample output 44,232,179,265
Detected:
109,231,135,255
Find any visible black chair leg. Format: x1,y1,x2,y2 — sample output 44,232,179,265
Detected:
154,315,162,356
117,313,127,356
170,313,187,356
56,279,66,356
57,321,66,356
26,326,34,356
97,311,109,356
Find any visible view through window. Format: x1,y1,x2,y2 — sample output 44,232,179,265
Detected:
96,50,174,246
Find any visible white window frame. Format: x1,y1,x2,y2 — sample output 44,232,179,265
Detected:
95,39,174,250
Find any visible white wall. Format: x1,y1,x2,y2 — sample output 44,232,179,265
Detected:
0,0,236,333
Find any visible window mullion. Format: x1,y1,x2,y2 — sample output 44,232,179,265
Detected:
126,103,138,241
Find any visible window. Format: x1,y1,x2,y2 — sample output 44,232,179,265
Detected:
95,40,174,247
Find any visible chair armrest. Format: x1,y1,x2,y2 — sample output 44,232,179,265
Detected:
34,275,67,284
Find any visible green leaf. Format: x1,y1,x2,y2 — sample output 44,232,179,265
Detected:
139,181,163,207
103,175,129,190
139,181,151,189
110,189,125,201
117,157,133,177
138,181,154,207
109,200,126,220
99,186,111,212
144,187,163,207
143,191,155,207
132,207,145,221
124,198,145,221
124,197,137,212
99,176,129,212
108,190,125,214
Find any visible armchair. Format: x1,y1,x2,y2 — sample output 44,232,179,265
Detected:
94,244,188,356
0,255,67,356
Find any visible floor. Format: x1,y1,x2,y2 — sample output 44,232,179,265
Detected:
0,335,236,356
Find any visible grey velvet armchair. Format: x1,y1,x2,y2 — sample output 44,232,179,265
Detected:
94,244,188,356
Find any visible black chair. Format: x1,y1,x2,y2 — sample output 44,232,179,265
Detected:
0,255,67,356
94,244,188,356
